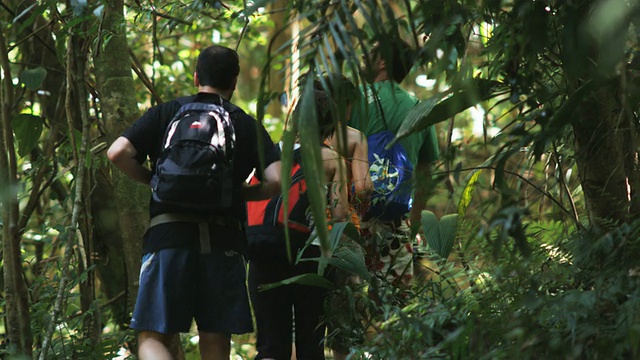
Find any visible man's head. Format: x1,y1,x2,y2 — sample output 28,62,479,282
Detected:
293,88,336,141
194,45,240,91
313,74,358,122
363,37,414,83
313,90,337,140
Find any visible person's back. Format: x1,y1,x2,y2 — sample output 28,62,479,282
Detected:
352,80,438,168
247,88,349,360
348,38,439,290
107,45,281,360
315,75,373,224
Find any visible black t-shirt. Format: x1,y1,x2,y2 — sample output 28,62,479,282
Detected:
122,92,280,252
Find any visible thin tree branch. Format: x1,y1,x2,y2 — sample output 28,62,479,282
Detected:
441,165,585,231
129,47,163,104
552,143,581,227
39,31,94,360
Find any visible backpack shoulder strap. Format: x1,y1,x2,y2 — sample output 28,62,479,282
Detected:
292,147,303,165
171,94,230,120
372,92,389,131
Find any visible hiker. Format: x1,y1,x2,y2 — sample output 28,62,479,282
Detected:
107,45,281,360
314,75,374,227
314,75,372,360
349,37,440,294
246,87,350,360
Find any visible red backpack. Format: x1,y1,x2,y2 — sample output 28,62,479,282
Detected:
246,148,315,260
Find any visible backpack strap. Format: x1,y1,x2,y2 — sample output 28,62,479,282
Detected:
149,213,243,254
372,88,390,131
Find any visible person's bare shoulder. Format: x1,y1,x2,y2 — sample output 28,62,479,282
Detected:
321,146,341,163
321,146,342,180
346,126,366,157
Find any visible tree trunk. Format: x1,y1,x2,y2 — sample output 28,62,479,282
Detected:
572,84,631,227
91,169,129,325
264,0,291,119
94,0,147,325
0,24,33,358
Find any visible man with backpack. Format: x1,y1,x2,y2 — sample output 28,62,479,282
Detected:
107,45,281,360
349,37,440,295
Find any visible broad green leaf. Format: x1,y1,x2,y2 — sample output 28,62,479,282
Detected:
297,76,331,257
330,243,370,280
259,273,335,291
328,221,360,252
458,169,482,218
421,210,458,260
307,222,364,277
280,127,296,263
392,79,499,143
388,93,444,148
12,114,43,157
437,214,458,259
19,67,47,91
421,210,439,251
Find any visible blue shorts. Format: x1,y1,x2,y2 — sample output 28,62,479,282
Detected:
130,247,253,334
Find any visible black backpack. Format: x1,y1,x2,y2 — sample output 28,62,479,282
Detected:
150,100,237,211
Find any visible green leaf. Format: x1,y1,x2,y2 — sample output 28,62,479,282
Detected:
12,114,43,157
391,79,499,144
280,127,296,263
330,242,370,280
421,210,439,251
437,214,458,259
303,222,367,278
389,93,444,148
259,273,335,291
456,153,506,218
328,221,360,252
19,67,47,91
314,221,360,272
421,211,458,260
297,76,331,257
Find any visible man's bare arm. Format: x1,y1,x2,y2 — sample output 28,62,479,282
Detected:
242,161,282,201
107,137,152,185
350,130,373,214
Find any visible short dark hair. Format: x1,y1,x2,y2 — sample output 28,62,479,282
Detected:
196,45,239,90
293,88,336,140
313,74,359,104
313,90,337,140
372,38,414,83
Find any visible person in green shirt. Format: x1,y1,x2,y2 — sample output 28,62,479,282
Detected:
349,37,440,295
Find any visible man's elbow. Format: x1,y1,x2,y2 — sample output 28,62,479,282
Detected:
106,146,120,164
107,137,132,165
